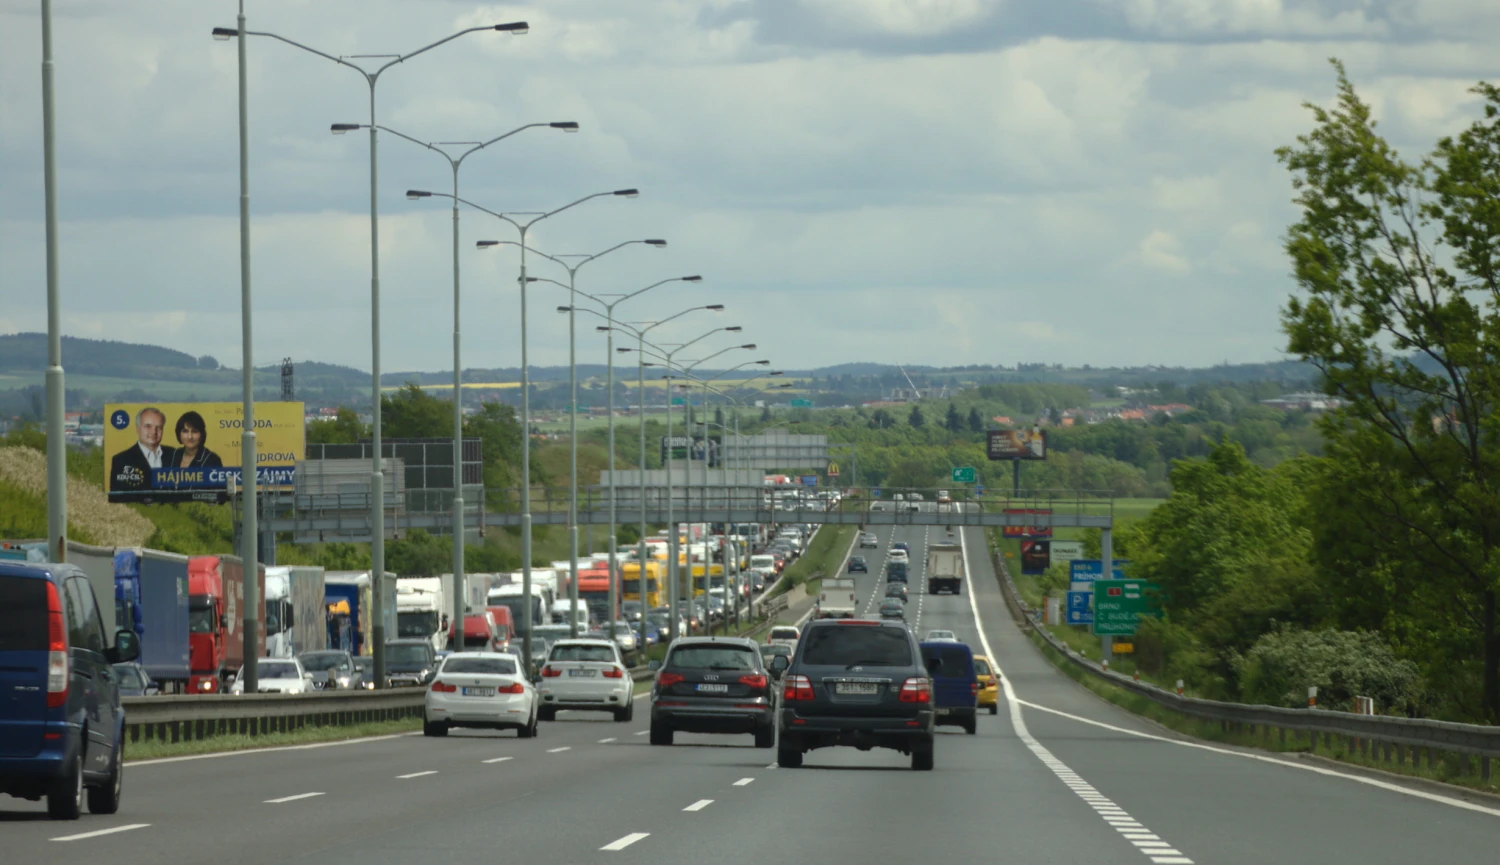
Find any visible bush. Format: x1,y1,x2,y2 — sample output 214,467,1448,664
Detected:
1233,625,1423,714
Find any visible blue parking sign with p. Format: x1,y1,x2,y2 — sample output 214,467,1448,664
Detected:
1066,591,1094,625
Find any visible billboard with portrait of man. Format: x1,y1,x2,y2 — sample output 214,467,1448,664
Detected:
104,402,305,503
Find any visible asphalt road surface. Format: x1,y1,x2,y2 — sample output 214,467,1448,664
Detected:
6,519,1500,864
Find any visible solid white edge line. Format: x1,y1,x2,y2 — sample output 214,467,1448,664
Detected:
959,525,1195,864
683,798,714,811
50,824,151,842
600,832,650,851
264,792,325,804
1015,697,1500,820
126,731,421,767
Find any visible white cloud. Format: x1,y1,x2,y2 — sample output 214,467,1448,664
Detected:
1134,230,1192,275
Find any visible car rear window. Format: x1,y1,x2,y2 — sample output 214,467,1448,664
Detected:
0,576,48,651
801,626,913,667
443,657,517,676
669,645,757,671
550,644,616,663
923,645,974,676
974,658,991,676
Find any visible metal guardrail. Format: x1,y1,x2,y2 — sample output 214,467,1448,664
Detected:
122,688,424,745
990,549,1500,777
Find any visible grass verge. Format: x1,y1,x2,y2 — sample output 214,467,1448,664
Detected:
126,716,421,762
1020,625,1500,795
783,525,857,594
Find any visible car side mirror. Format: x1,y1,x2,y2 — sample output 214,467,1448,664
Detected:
647,659,662,671
304,672,315,681
285,607,295,628
110,629,140,663
219,614,228,629
769,655,789,674
146,684,160,696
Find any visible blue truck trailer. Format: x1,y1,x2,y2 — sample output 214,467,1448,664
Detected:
113,548,191,691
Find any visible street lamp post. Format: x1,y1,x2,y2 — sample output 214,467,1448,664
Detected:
617,313,729,642
439,190,639,667
331,122,577,653
212,18,528,688
468,243,668,638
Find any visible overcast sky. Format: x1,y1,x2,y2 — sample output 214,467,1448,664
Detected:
3,0,1498,375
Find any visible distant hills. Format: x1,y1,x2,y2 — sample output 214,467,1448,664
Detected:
0,332,1321,415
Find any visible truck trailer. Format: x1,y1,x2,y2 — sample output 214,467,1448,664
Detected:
926,542,964,595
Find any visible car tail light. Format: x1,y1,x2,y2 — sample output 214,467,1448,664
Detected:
657,671,684,688
738,674,767,690
430,680,458,693
498,682,525,694
45,581,68,709
541,666,562,678
899,677,931,703
602,666,625,679
971,681,979,696
783,674,814,701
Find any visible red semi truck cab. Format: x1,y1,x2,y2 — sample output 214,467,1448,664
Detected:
188,555,266,693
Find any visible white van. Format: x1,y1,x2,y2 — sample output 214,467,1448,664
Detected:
550,599,591,631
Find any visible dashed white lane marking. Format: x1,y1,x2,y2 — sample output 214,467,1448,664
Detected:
482,756,513,764
51,824,151,842
265,792,324,803
683,799,714,811
396,770,438,779
598,737,617,743
601,832,650,851
766,762,777,769
733,777,754,786
547,746,572,753
959,528,1194,865
634,730,650,736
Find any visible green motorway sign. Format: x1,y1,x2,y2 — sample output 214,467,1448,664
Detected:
1091,579,1161,636
790,399,814,408
951,466,976,483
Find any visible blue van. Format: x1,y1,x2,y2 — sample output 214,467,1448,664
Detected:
920,640,978,735
0,562,139,819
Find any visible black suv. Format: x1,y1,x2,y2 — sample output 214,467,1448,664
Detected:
769,619,934,770
650,637,775,748
383,639,437,687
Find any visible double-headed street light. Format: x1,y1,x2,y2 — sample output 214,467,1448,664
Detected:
617,317,733,641
327,121,578,651
422,189,638,667
211,16,527,688
467,242,667,637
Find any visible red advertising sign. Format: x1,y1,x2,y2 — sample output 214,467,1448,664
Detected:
1002,508,1053,538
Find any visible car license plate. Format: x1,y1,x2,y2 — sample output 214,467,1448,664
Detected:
462,686,495,697
696,683,728,693
835,682,879,695
568,669,596,677
937,707,952,715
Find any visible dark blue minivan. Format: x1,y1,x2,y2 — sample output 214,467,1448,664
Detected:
920,640,978,735
0,561,139,819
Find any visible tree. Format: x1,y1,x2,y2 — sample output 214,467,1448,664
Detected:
908,405,925,429
306,407,364,444
966,407,984,433
760,405,773,422
198,355,219,371
1278,63,1500,719
945,402,962,433
714,406,724,428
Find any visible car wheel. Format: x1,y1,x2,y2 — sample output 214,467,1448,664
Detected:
47,751,82,820
754,724,775,749
776,746,802,768
538,706,557,722
86,739,123,815
423,720,448,737
911,743,934,771
615,702,634,723
649,720,674,746
517,710,537,738
964,719,977,735
988,703,998,716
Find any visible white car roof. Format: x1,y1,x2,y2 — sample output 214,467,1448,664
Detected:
550,638,616,648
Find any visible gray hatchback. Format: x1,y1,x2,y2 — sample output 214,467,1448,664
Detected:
650,637,775,748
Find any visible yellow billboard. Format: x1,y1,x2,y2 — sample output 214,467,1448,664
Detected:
104,402,305,503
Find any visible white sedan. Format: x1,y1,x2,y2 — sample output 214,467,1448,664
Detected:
537,639,634,722
424,652,538,738
229,658,311,694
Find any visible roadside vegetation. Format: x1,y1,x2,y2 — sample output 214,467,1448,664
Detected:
126,716,420,762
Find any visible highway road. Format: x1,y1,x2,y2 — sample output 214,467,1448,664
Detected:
6,519,1500,863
